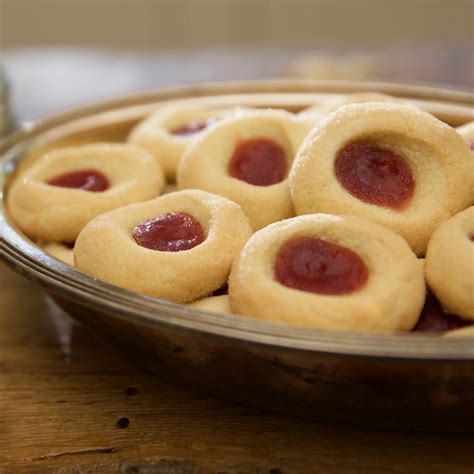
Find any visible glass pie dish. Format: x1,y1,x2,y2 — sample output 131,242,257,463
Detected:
1,80,473,432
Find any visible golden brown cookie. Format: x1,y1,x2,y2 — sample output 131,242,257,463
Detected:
188,295,231,314
290,102,474,255
425,206,474,321
74,190,252,303
178,109,310,230
128,104,235,180
8,143,164,241
229,214,425,332
41,241,75,266
411,287,472,334
444,325,474,337
456,121,474,150
163,182,178,194
297,92,399,126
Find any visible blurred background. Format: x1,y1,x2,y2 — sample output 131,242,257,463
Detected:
0,0,473,122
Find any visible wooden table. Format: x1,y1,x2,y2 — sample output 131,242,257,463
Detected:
1,263,473,473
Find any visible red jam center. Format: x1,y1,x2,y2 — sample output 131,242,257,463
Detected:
228,138,287,186
335,142,415,209
469,141,474,151
170,119,214,136
274,237,369,295
412,291,471,333
132,212,205,252
47,169,109,192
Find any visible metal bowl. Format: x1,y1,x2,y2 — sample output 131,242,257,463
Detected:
1,80,473,432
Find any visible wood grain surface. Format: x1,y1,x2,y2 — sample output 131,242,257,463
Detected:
1,263,473,473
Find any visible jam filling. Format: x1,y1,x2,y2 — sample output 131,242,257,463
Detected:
469,141,474,151
412,291,471,333
170,119,214,136
133,212,205,252
47,169,109,192
228,138,287,186
274,237,369,295
335,142,415,209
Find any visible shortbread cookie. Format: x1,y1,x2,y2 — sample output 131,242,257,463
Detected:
425,207,474,320
297,92,399,126
41,241,75,266
410,260,470,333
163,182,178,194
128,104,235,180
229,214,425,332
178,109,310,230
74,190,252,303
412,290,471,333
8,143,164,241
444,325,474,337
188,295,231,314
290,103,474,255
456,121,474,150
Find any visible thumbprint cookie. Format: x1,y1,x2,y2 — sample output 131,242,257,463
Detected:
188,295,232,314
444,325,474,338
8,143,164,242
128,104,234,180
229,214,425,332
177,109,310,230
290,103,474,255
74,190,252,303
41,241,75,266
412,290,472,333
425,207,474,321
297,92,399,126
456,121,474,151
